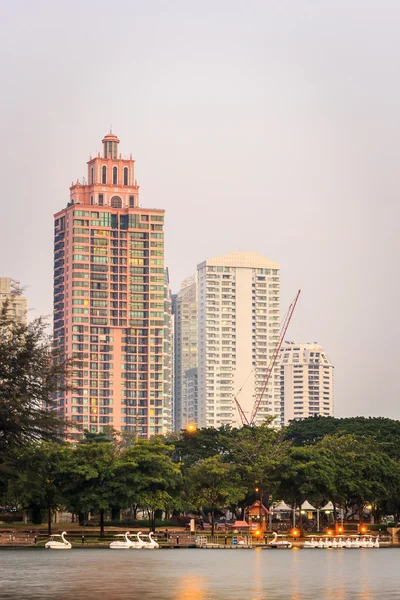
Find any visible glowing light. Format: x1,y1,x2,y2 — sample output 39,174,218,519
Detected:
255,530,261,537
360,526,367,533
327,530,332,536
338,527,343,533
292,529,299,537
187,424,196,432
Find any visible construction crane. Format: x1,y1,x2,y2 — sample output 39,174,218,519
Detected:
233,370,253,426
234,289,301,426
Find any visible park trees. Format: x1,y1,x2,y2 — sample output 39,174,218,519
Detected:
0,303,71,495
187,455,246,534
8,442,71,534
226,419,291,530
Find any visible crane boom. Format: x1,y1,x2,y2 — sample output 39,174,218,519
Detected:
249,289,301,425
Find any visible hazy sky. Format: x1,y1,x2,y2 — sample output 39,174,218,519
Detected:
1,0,399,419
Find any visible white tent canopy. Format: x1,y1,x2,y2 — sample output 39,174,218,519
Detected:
272,501,293,512
301,500,317,511
321,501,334,511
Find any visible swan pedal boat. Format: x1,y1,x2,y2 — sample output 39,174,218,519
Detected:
137,532,159,549
110,532,136,549
45,531,72,550
269,532,292,549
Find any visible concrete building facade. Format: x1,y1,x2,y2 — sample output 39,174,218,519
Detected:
197,252,281,428
53,132,166,439
0,278,27,323
280,342,334,425
173,275,197,431
163,268,173,433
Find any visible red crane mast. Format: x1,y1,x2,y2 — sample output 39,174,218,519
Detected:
248,289,301,425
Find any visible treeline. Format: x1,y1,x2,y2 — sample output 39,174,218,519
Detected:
1,303,400,536
2,416,400,536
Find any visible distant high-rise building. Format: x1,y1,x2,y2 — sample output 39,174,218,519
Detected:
53,132,166,440
197,252,281,428
280,342,334,425
173,275,197,431
0,278,27,323
185,367,198,425
163,268,173,433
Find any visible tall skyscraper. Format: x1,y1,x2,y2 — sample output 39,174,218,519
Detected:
173,275,197,431
197,252,281,428
53,132,166,440
163,268,173,433
280,342,334,425
0,278,27,323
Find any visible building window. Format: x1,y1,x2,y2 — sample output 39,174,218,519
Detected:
98,194,104,206
124,167,128,186
111,196,122,208
113,167,118,185
91,167,94,184
90,195,94,205
102,166,107,184
129,196,135,208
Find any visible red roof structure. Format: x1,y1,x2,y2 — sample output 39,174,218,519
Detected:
232,520,250,528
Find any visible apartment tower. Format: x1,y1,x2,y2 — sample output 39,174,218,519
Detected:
173,275,197,431
0,278,27,323
53,132,166,439
280,342,334,425
197,252,281,428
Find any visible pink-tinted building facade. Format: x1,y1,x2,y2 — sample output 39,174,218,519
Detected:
53,133,165,439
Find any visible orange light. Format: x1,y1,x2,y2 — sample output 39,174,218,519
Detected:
338,527,343,533
360,526,366,533
187,424,196,432
255,530,261,537
292,529,299,537
327,530,332,536
255,487,259,492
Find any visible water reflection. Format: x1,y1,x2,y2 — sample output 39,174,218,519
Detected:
0,548,398,600
175,576,207,600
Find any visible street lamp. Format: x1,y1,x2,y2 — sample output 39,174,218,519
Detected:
187,424,196,432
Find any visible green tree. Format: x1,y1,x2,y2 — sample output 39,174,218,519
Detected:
226,420,291,530
123,438,182,531
61,441,128,537
167,426,233,471
8,442,71,534
0,302,71,494
187,455,246,534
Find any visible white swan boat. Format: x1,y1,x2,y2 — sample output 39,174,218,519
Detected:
269,532,292,549
128,532,145,549
110,532,135,549
303,537,317,548
45,531,72,550
137,532,159,549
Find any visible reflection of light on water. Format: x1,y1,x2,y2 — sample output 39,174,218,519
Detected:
291,548,301,600
175,576,207,600
251,548,263,599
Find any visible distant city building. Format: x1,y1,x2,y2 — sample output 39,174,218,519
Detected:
163,268,173,433
197,252,281,428
280,342,334,425
185,367,198,425
0,278,27,323
173,275,197,431
53,132,166,439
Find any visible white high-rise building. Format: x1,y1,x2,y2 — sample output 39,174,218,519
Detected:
163,269,173,433
173,275,198,431
280,342,334,425
197,252,281,428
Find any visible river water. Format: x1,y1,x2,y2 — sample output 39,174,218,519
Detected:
0,548,397,599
